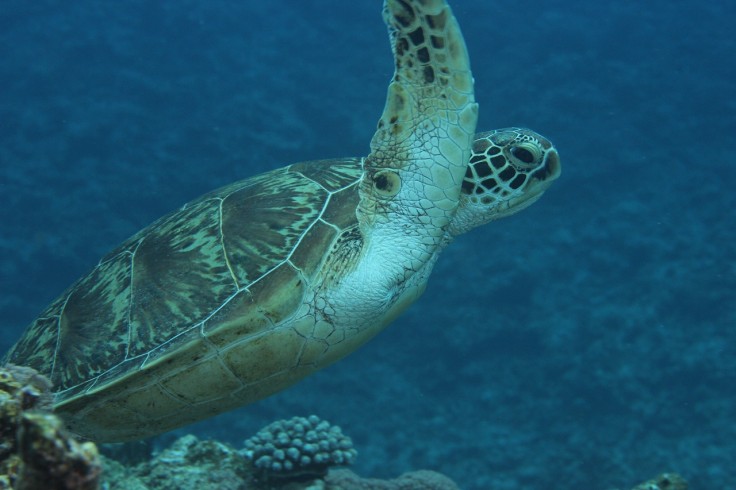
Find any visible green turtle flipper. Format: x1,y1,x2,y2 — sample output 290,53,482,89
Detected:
360,0,478,241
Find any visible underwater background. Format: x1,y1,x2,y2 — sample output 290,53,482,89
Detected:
0,0,734,488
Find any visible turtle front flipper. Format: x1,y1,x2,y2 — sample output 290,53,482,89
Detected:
359,0,478,248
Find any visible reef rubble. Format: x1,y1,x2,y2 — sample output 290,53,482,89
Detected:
0,365,687,490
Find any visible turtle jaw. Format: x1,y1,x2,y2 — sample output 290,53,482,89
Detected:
503,144,561,214
521,146,562,202
532,146,562,184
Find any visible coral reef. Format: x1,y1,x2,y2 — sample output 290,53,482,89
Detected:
629,473,688,490
102,434,248,490
242,415,357,483
324,469,459,490
0,365,690,490
100,434,455,490
0,365,101,490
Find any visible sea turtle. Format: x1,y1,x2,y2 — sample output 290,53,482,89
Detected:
4,0,560,442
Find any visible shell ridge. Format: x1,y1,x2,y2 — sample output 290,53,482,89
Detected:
124,238,145,359
216,196,241,290
49,294,70,384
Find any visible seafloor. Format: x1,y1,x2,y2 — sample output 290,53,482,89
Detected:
0,1,734,489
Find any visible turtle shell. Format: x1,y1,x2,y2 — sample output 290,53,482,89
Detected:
5,158,363,441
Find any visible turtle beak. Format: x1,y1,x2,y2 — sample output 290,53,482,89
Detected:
520,148,561,205
532,148,561,183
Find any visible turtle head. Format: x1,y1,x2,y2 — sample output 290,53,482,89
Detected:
447,127,561,238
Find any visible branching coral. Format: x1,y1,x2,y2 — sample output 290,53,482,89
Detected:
242,415,357,483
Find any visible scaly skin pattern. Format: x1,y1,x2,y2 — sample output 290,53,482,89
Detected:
359,0,478,265
328,0,480,348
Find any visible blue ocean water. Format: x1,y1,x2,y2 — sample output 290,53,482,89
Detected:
1,0,734,488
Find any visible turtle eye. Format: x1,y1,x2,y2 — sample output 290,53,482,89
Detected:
508,141,544,168
510,146,534,164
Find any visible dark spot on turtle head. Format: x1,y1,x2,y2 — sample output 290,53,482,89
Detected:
474,161,493,178
481,178,498,189
408,27,425,46
426,11,448,29
499,167,516,182
491,155,507,169
469,154,485,165
423,66,435,83
461,179,474,195
417,47,430,63
430,35,445,49
394,0,415,27
510,174,527,189
396,38,409,56
472,138,491,153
